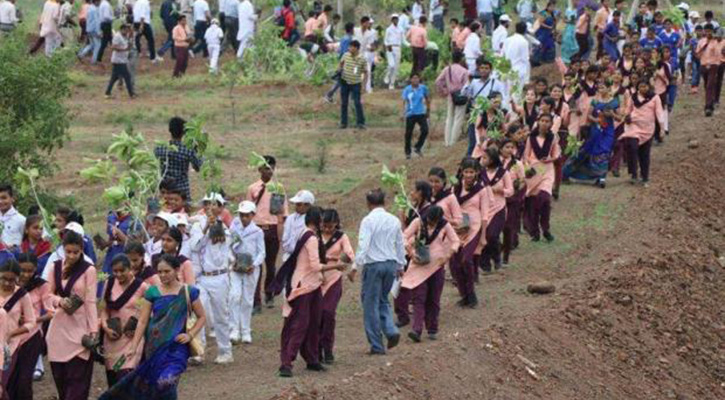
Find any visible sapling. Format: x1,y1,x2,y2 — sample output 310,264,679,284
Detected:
248,151,286,214
14,167,60,246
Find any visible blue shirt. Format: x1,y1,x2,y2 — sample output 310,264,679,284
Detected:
658,30,681,68
402,84,429,117
639,37,662,50
338,34,352,58
85,5,100,35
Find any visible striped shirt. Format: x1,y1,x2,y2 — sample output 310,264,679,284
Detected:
341,52,367,85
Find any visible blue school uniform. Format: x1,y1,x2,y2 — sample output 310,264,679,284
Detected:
639,37,662,50
658,29,682,70
602,22,620,61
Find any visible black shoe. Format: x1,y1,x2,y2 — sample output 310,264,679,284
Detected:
408,331,421,343
531,235,540,242
387,333,400,349
596,179,606,189
481,266,493,275
405,153,411,160
414,149,423,158
355,124,366,130
705,109,713,117
494,262,503,270
466,293,478,308
456,298,469,307
543,232,555,242
252,304,262,315
323,351,335,365
306,363,327,372
368,349,386,355
502,252,510,265
552,188,559,200
278,367,293,378
395,319,409,328
612,170,620,178
339,124,348,129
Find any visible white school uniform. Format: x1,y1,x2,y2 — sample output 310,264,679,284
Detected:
228,218,265,342
205,23,224,73
194,230,234,357
0,206,25,248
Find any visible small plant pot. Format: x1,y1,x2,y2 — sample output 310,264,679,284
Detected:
525,168,537,179
339,253,351,264
123,316,138,334
66,294,85,315
107,317,122,336
233,253,254,273
270,194,285,215
414,243,431,265
460,213,471,232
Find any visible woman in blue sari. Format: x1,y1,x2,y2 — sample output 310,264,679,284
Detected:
533,1,558,65
563,80,622,188
100,254,206,400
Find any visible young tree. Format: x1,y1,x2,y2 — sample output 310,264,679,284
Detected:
0,35,72,183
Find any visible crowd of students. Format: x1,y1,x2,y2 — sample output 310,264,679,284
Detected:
1,0,723,399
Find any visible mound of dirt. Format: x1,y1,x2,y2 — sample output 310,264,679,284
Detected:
268,100,725,400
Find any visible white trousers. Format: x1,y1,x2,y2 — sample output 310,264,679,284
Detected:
45,32,62,57
236,31,253,60
385,46,401,88
228,266,260,339
364,51,375,93
208,44,220,73
198,274,232,357
444,96,467,146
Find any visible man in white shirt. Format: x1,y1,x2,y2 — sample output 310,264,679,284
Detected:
229,201,266,344
398,6,411,33
0,0,18,32
348,189,405,355
222,0,239,52
281,190,314,260
411,0,423,25
503,21,531,84
462,57,507,155
384,14,404,90
492,13,510,55
236,0,256,59
96,0,114,62
463,21,482,73
39,0,62,56
354,16,378,93
429,0,444,32
133,0,160,61
0,184,25,249
58,0,76,45
191,0,211,57
204,18,223,73
477,0,494,35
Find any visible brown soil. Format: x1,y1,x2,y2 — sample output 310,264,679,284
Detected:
34,68,725,400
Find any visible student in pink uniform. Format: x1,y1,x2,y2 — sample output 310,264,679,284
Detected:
45,231,99,400
269,207,325,378
570,66,600,138
652,46,671,143
318,209,354,365
551,84,570,199
100,254,149,387
428,167,463,228
401,206,459,342
479,147,514,272
13,254,53,400
125,241,162,287
152,227,195,285
472,92,507,159
0,259,37,399
524,113,561,242
620,79,665,186
0,308,6,386
500,138,526,265
450,158,490,308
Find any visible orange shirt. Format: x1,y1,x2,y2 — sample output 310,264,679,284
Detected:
697,38,722,66
407,25,428,48
315,13,328,30
246,179,289,226
173,24,189,48
321,233,354,295
0,287,36,354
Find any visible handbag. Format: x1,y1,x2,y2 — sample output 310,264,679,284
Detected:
183,285,205,358
448,66,469,106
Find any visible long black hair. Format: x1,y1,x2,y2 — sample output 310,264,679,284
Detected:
306,207,326,264
321,208,341,230
61,231,86,279
483,147,502,169
414,180,432,207
165,227,183,256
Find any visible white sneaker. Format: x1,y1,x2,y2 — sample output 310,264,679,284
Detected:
230,333,242,345
152,57,163,64
242,334,252,344
33,370,44,381
209,329,216,339
214,354,234,364
188,356,204,366
189,50,195,59
388,84,395,90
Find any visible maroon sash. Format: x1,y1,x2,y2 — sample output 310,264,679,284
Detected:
138,265,156,281
480,167,506,188
454,183,484,205
431,189,452,205
24,276,46,293
254,183,266,205
2,288,28,312
523,103,538,128
104,277,144,311
632,92,655,109
323,231,344,252
53,259,92,298
406,203,431,227
420,218,448,245
269,230,315,298
529,131,555,160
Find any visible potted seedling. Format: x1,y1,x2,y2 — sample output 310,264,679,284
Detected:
564,136,584,158
248,151,286,215
381,165,431,265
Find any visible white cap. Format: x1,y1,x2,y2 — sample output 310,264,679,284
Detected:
499,14,511,22
64,222,85,236
689,11,700,19
154,211,178,227
237,201,257,214
173,213,188,227
676,2,689,10
201,192,226,205
289,190,315,204
391,14,399,19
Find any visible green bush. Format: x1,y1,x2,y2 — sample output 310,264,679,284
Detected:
0,33,73,185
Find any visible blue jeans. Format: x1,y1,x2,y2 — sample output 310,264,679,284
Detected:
666,84,677,111
466,123,476,156
361,261,399,353
340,81,365,127
478,12,493,35
691,58,701,87
158,24,175,57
